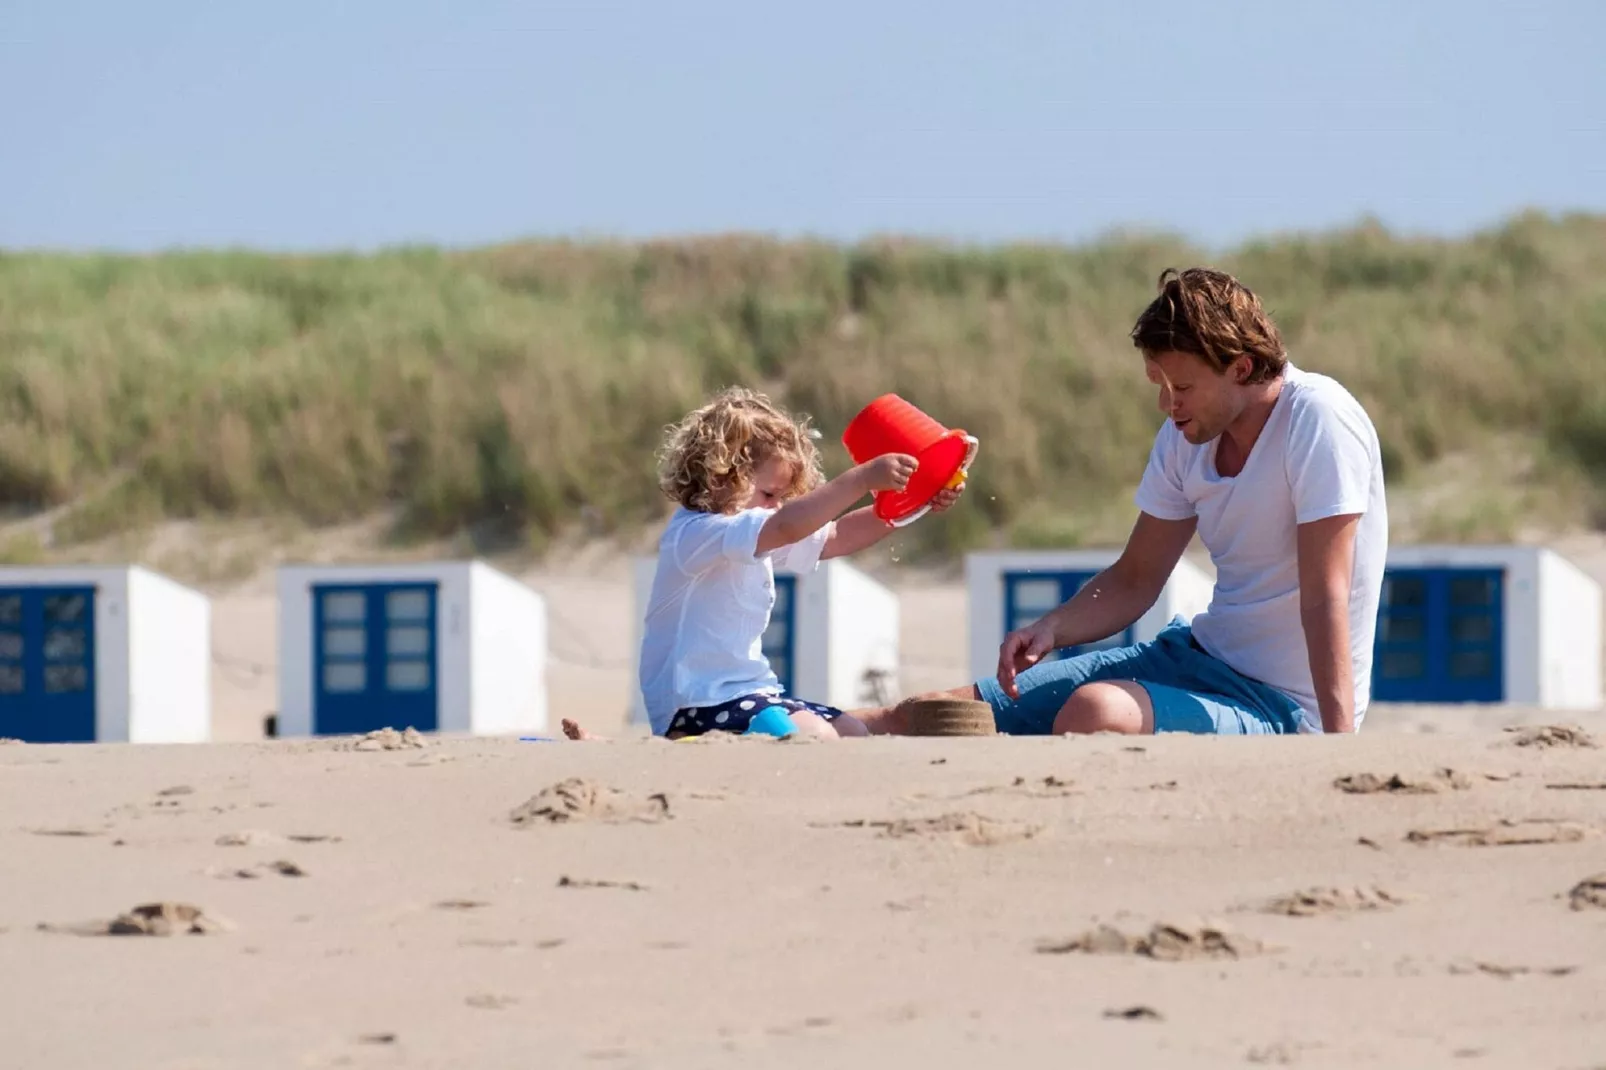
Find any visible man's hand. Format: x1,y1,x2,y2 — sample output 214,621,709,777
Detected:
996,617,1058,699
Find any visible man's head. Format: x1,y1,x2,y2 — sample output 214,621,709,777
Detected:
1130,268,1287,444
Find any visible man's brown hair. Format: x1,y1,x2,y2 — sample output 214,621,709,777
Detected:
1129,267,1286,384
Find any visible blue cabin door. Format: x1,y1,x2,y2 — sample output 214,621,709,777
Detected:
761,575,798,695
1372,568,1504,703
313,583,439,735
1003,571,1134,661
0,587,97,743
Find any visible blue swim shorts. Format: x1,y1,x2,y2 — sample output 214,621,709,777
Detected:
974,617,1303,736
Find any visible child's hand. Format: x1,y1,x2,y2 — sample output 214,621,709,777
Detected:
928,479,966,512
861,453,918,493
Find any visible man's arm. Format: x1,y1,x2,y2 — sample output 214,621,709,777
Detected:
1296,513,1360,733
996,511,1197,697
1046,511,1197,646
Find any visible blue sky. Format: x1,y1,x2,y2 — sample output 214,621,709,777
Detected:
3,0,1602,252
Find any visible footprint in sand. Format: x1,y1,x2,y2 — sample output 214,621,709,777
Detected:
1037,921,1272,961
557,876,648,892
1503,724,1598,749
978,775,1077,797
346,727,428,752
820,812,1044,847
208,860,307,880
1103,1005,1163,1022
28,827,106,838
913,776,1078,801
1568,874,1606,911
1257,886,1414,916
151,785,194,810
40,901,233,937
1334,769,1475,794
1405,819,1593,847
216,831,341,846
509,778,670,826
1447,960,1578,979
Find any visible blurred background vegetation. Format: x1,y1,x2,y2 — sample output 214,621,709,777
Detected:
3,209,1604,568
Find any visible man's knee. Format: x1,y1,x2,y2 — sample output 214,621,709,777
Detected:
1052,681,1154,735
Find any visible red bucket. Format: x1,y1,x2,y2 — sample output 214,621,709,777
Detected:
842,394,978,526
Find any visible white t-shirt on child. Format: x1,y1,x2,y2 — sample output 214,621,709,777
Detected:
637,507,835,736
1133,364,1388,733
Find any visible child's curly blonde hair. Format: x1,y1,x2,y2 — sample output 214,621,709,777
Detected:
658,386,825,513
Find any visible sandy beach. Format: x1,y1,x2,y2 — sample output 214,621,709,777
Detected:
3,722,1605,1068
2,536,1604,1068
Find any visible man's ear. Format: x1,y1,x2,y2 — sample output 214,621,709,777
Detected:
1233,357,1251,384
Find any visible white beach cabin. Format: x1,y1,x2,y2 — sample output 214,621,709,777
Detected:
1373,545,1601,708
0,565,210,743
276,561,547,737
963,550,1216,683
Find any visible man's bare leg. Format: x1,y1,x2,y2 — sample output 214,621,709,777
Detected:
850,685,984,735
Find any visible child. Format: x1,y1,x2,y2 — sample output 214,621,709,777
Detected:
562,386,963,741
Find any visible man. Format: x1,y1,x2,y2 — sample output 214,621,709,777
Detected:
862,267,1388,736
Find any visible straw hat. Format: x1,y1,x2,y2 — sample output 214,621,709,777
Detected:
899,696,996,737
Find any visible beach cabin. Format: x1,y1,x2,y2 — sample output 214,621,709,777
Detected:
963,550,1216,683
1373,545,1601,708
276,561,547,738
628,556,900,726
0,565,210,744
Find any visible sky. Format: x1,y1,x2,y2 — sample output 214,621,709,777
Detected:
2,0,1603,252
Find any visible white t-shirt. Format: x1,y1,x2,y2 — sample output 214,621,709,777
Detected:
637,507,835,735
1133,364,1388,733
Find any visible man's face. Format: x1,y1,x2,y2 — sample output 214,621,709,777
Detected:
1144,349,1249,445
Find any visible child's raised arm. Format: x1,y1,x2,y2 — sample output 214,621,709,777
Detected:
821,482,967,560
755,454,916,556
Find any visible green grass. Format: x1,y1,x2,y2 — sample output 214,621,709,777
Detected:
3,210,1605,563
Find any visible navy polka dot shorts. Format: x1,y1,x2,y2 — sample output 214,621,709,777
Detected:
668,693,844,737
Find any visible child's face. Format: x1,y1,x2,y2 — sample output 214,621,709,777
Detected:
736,455,796,512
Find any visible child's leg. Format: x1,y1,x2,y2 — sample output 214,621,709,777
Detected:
782,699,865,739
783,709,840,739
829,713,869,737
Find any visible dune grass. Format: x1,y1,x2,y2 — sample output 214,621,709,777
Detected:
3,210,1605,563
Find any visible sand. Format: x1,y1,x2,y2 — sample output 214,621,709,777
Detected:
4,535,1606,1065
3,725,1605,1068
